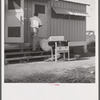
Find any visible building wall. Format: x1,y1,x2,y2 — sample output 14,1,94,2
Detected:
24,0,86,43
24,0,48,43
24,0,32,43
50,0,86,41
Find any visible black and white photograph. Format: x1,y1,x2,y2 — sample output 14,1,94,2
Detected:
4,0,96,83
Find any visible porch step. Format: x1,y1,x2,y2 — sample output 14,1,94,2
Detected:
5,51,50,58
5,47,51,64
5,55,51,64
5,47,33,53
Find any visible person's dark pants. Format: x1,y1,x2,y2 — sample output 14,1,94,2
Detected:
30,27,39,51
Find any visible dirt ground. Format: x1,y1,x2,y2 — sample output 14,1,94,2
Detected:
4,56,95,83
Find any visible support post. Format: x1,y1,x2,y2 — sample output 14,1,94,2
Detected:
51,47,54,61
55,42,57,62
63,52,65,61
68,42,70,61
84,42,88,53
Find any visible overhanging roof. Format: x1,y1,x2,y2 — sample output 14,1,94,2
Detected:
32,0,90,5
62,0,90,5
52,7,88,16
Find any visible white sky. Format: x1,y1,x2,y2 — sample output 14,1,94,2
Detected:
86,0,96,31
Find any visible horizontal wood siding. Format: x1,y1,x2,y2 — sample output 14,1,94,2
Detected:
50,0,86,42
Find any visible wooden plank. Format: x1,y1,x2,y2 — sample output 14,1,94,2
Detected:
66,2,70,9
63,19,66,39
66,20,69,41
77,4,82,11
51,0,54,6
27,0,32,43
63,2,67,8
80,21,83,41
83,21,86,41
72,20,74,41
69,2,74,10
74,20,78,41
5,51,50,56
52,0,58,7
74,3,78,10
51,19,54,36
65,19,70,41
57,46,69,51
77,20,80,41
57,1,61,7
69,41,86,46
70,20,72,41
60,19,64,36
47,0,51,38
5,55,51,61
82,21,85,41
48,36,64,41
73,20,75,41
24,0,28,43
82,5,86,11
58,19,61,36
60,1,64,8
79,21,83,41
54,18,58,36
5,46,32,50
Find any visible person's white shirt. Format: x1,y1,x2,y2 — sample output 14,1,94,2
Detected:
30,16,42,28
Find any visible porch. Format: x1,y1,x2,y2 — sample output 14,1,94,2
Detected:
5,44,51,64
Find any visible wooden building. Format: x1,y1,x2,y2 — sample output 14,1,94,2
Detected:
5,0,88,52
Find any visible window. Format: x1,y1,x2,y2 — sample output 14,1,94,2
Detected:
8,27,20,37
8,0,20,10
35,4,45,14
70,15,86,20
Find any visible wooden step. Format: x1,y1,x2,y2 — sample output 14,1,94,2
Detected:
5,46,32,50
5,55,51,61
5,51,50,56
5,55,51,64
5,47,52,64
5,47,33,53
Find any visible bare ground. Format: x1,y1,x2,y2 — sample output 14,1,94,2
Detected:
4,56,95,83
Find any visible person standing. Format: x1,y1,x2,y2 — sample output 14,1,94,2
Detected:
30,12,42,51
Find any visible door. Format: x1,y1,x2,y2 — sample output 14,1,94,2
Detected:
5,0,24,43
32,2,47,38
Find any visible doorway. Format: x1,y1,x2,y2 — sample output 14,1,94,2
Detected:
32,2,47,38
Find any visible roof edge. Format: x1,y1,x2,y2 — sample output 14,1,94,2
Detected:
63,0,90,6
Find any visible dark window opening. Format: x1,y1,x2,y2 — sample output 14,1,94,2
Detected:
8,27,20,37
51,8,69,19
8,0,20,10
70,15,85,20
35,4,45,14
